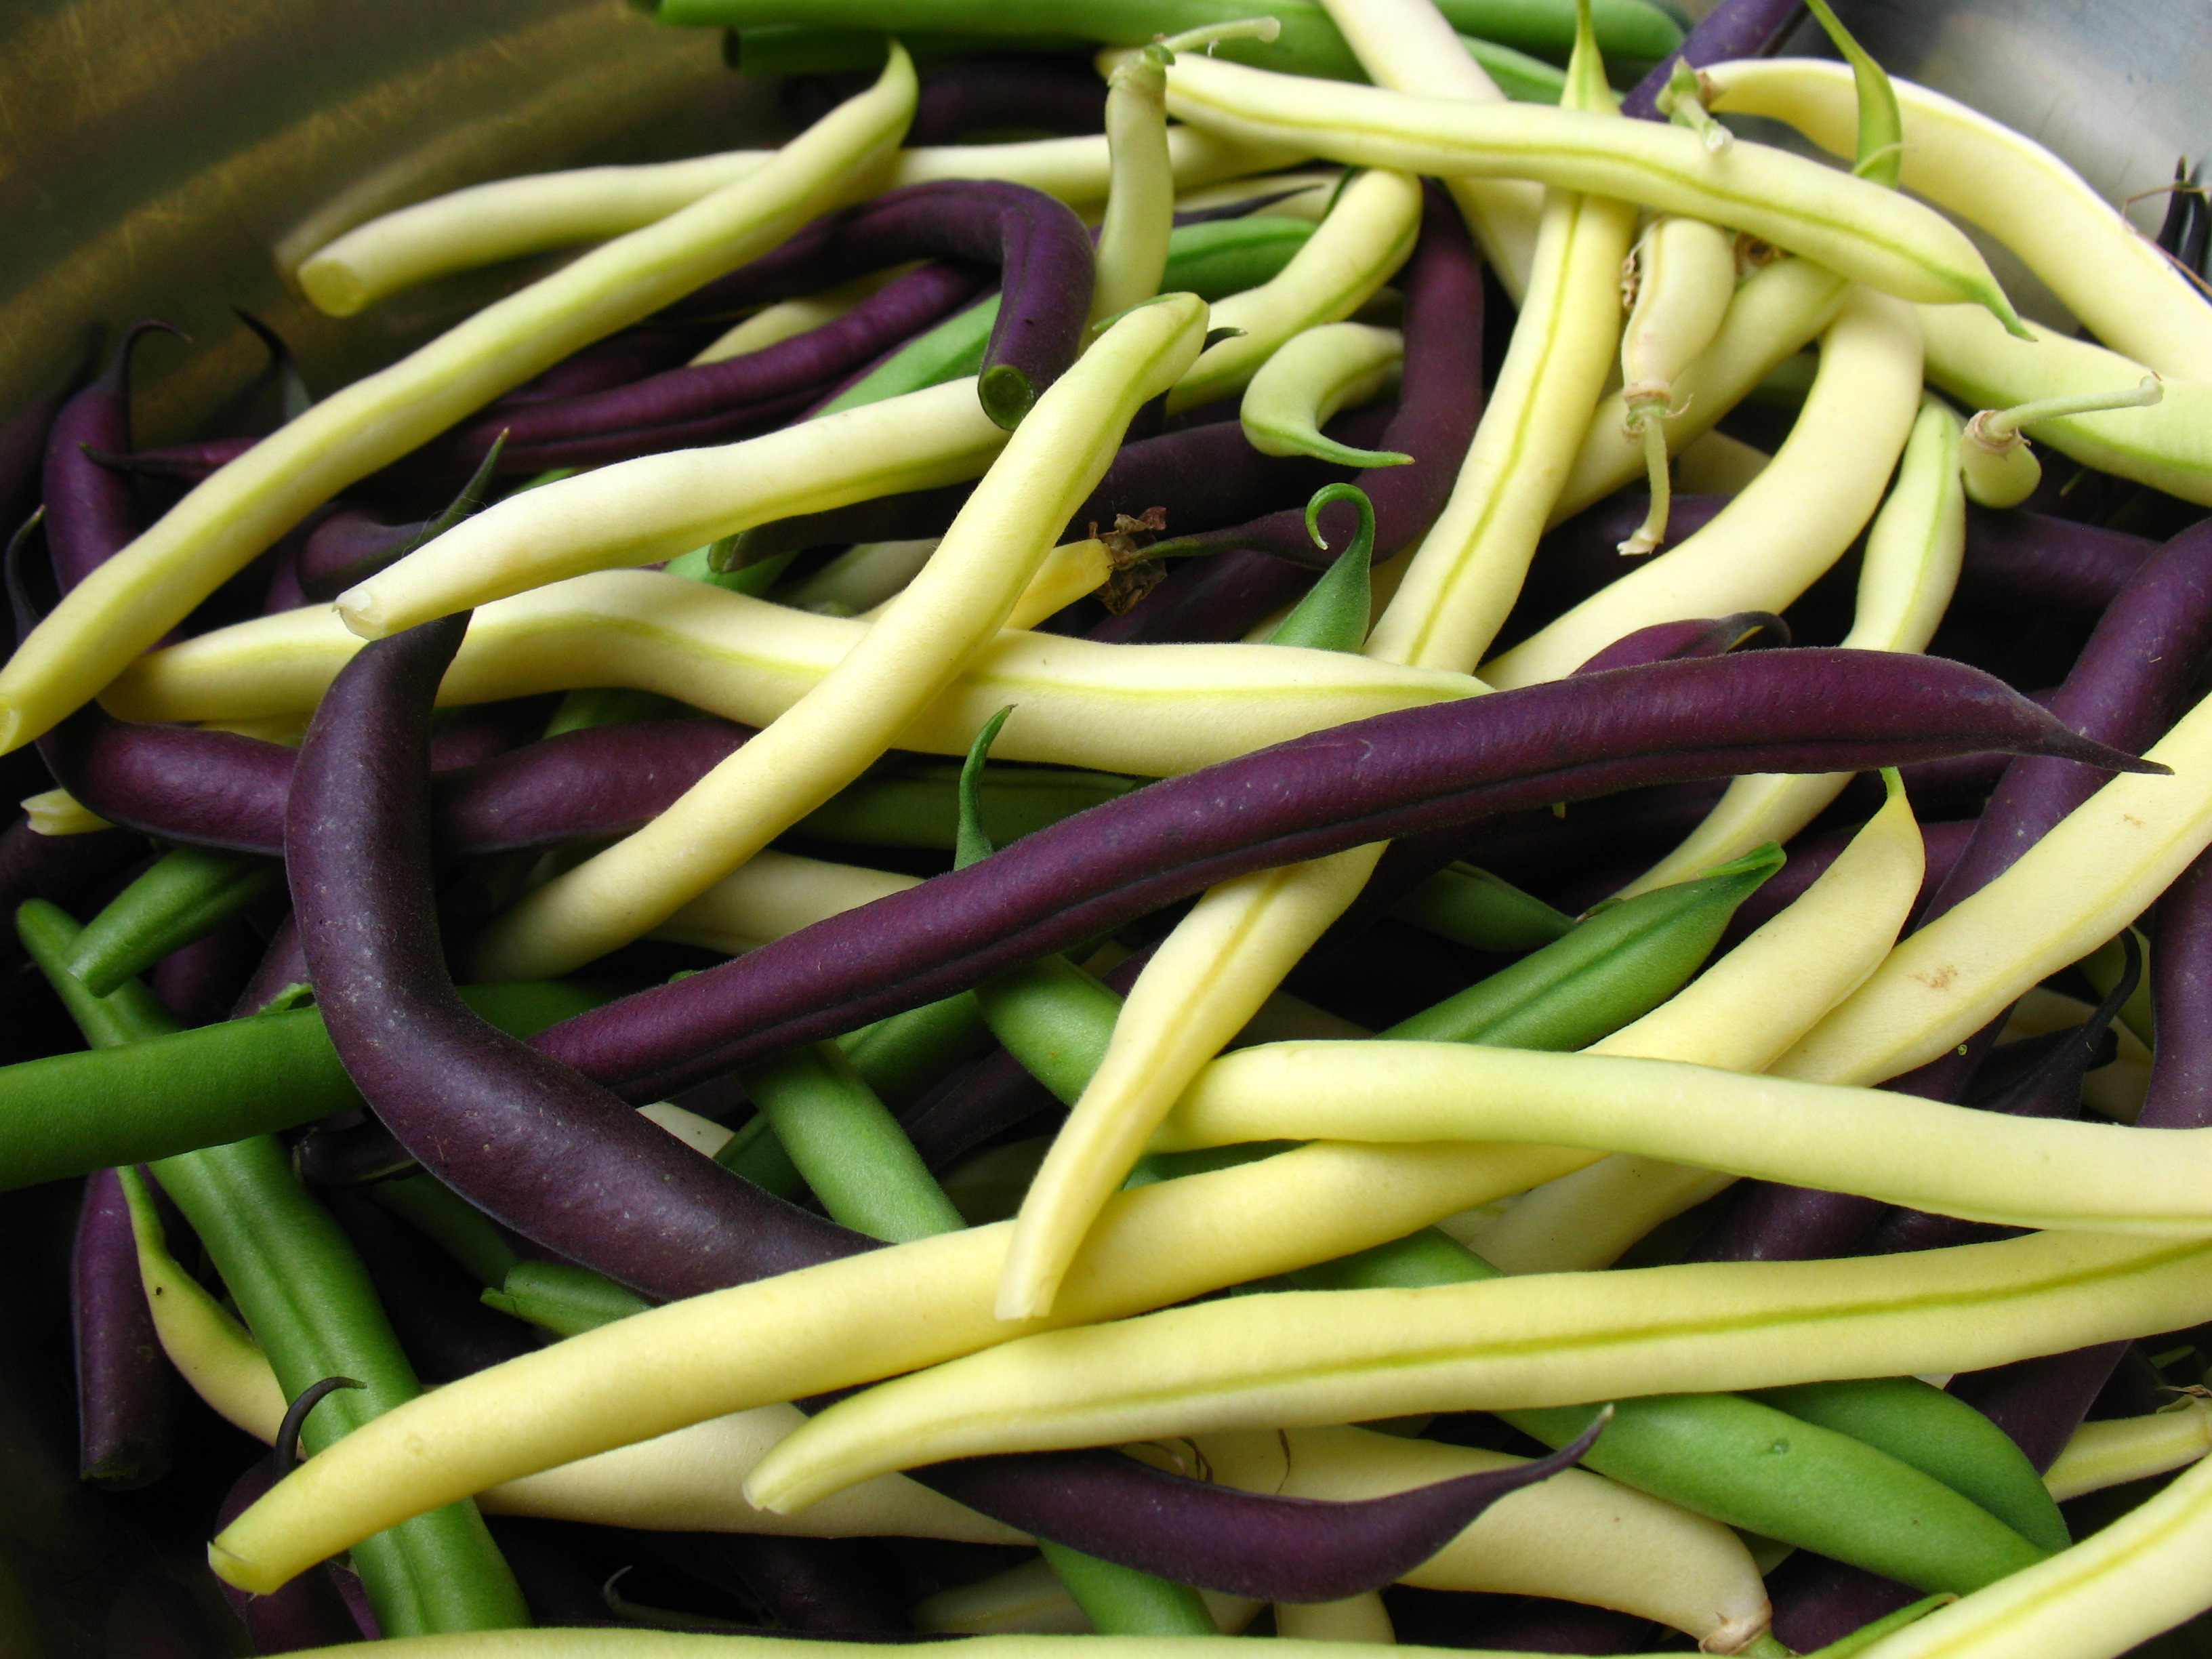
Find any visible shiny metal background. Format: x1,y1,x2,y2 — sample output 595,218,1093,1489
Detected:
1,1,2204,431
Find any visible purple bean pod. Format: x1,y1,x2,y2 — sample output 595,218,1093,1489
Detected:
2144,845,2212,1127
1141,181,1483,569
94,434,254,485
1450,1595,1655,1656
913,1416,1605,1605
1570,611,1787,676
489,326,712,409
1084,547,1318,645
37,704,749,860
1923,516,2212,922
1765,1553,1923,1656
71,1167,173,1490
532,651,2156,1101
0,365,77,538
233,914,310,1019
642,1534,916,1635
1959,508,2156,616
1947,1343,2135,1475
1499,493,1733,653
1620,0,1808,120
907,55,1109,145
287,613,859,1299
399,261,991,480
150,920,268,1028
665,180,1094,429
42,321,181,591
281,612,1625,1597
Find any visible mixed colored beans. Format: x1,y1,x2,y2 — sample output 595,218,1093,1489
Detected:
12,0,2212,1654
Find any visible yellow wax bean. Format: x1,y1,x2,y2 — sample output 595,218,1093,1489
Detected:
1837,1448,2212,1658
1168,169,1422,413
1311,0,1543,295
1160,1040,2212,1235
256,1637,1584,1659
0,51,916,760
1616,214,1740,555
1188,1426,1770,1648
1274,1597,1395,1644
992,22,1633,1325
1239,322,1407,468
1773,686,2212,1090
336,379,1008,637
1550,255,1847,525
300,127,1301,315
1917,304,2212,507
2043,1399,2212,1504
1475,774,1926,1275
779,537,941,614
120,1166,288,1442
1615,395,1963,895
1128,50,2027,327
1482,284,1922,689
209,1141,1589,1594
465,295,1208,981
648,850,919,957
1704,57,2212,384
106,571,1479,779
741,1231,2212,1512
1090,48,1175,321
21,789,110,836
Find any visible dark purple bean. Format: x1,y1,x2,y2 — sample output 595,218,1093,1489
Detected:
1570,611,1787,676
490,326,711,409
283,610,1624,1599
149,920,267,1028
1959,507,2156,615
295,1118,420,1190
914,1418,1605,1605
1765,1553,1923,1656
1924,517,2212,924
1143,181,1482,569
664,181,1093,429
298,508,431,605
287,612,860,1299
533,651,2156,1102
1949,1343,2133,1475
1621,0,1808,121
43,322,182,592
403,261,991,480
1451,1595,1656,1655
37,703,748,861
71,1166,173,1490
1084,547,1318,644
215,1380,370,1652
426,698,561,773
908,55,1109,145
94,433,254,484
2144,844,2212,1127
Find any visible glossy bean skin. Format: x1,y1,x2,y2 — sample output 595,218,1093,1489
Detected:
533,650,2148,1101
41,322,179,592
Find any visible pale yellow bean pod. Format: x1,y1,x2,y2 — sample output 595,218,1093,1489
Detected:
103,571,1481,780
741,1231,2212,1513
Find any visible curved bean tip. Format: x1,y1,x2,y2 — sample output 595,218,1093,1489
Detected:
272,1375,363,1471
978,364,1038,431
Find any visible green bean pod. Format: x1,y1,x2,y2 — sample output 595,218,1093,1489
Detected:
1384,861,1574,954
1379,843,1783,1048
1747,1378,2068,1553
66,844,285,997
18,901,529,1635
